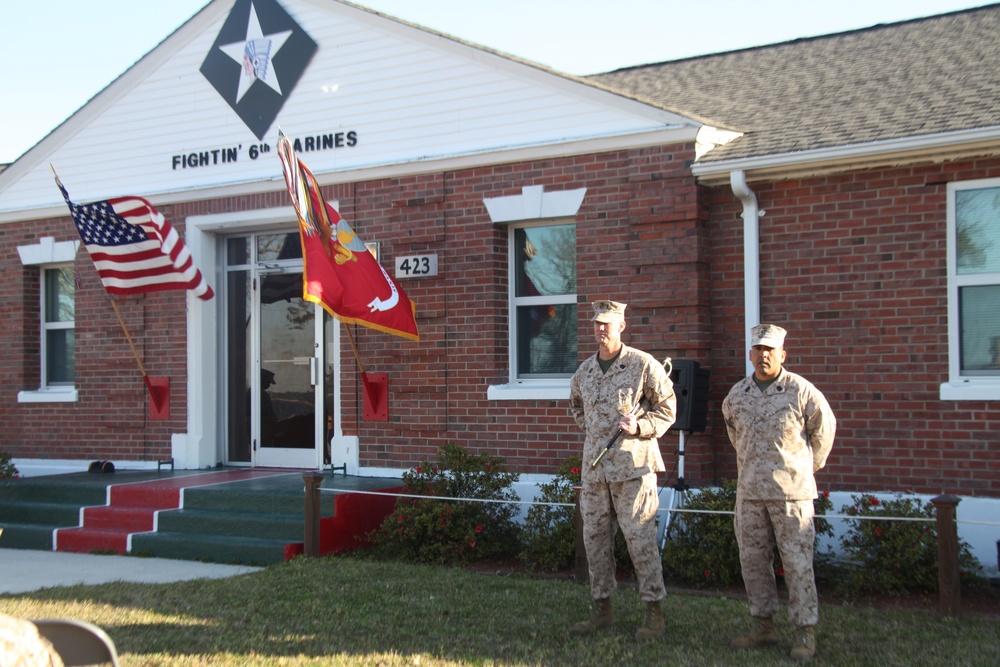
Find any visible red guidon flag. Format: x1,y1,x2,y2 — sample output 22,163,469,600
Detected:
56,175,214,300
277,131,419,341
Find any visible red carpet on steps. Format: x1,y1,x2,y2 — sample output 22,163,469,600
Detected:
284,486,403,559
54,469,299,555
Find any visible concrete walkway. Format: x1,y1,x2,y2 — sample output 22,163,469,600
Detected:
0,549,262,595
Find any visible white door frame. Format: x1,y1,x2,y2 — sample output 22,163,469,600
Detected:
182,207,347,471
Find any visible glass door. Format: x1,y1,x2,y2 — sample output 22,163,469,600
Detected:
225,232,329,469
256,266,319,468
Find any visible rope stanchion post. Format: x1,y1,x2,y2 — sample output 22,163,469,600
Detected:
303,471,324,558
931,493,961,616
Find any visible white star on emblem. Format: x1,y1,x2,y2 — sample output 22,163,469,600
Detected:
218,2,293,103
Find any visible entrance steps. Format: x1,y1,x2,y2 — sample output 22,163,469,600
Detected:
0,475,111,551
52,470,285,556
0,469,401,565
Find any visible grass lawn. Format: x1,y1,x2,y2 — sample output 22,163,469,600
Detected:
1,554,998,666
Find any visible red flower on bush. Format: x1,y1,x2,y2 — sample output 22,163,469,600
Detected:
570,467,581,477
415,466,422,474
822,490,830,499
869,496,880,506
775,566,785,577
874,527,883,537
475,525,484,533
703,569,711,578
469,540,476,548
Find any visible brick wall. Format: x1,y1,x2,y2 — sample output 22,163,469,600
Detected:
704,156,1000,497
1,144,705,474
1,216,183,462
340,144,707,473
4,148,999,498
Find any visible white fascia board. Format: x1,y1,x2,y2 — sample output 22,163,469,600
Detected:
0,124,697,225
691,126,1000,181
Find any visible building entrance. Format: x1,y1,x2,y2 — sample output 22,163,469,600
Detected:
224,232,333,468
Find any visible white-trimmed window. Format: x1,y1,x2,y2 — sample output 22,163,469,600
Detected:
42,266,76,386
943,177,1000,400
17,237,79,402
512,221,578,378
484,186,586,400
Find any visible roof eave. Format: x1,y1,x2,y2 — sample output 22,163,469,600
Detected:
690,126,1000,185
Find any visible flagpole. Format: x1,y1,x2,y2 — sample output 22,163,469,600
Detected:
110,297,168,413
341,323,366,374
110,298,148,378
343,323,384,412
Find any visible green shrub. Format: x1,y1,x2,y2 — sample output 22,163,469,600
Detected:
813,489,835,539
516,456,635,576
837,493,986,595
661,481,835,588
368,443,521,565
661,479,742,587
0,452,18,479
518,456,581,572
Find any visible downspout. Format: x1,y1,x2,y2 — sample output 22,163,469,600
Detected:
730,170,761,377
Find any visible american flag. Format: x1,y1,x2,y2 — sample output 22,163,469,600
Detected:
56,177,214,300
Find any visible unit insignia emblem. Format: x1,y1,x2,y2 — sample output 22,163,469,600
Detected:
200,0,317,140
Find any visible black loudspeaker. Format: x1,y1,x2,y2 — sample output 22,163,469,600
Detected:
668,359,710,432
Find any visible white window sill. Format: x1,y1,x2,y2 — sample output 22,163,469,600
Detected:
488,381,570,401
939,381,1000,401
18,388,79,403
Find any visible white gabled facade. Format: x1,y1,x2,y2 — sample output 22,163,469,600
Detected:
0,0,705,476
0,0,700,222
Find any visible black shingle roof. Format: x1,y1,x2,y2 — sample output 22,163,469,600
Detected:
588,4,1000,163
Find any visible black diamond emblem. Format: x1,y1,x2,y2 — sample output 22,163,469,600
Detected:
200,0,317,140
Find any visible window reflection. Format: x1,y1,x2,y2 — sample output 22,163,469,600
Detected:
515,226,577,296
257,233,302,262
43,267,75,385
955,186,1000,376
513,224,577,377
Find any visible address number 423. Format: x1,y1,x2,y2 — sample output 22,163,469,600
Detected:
395,254,438,278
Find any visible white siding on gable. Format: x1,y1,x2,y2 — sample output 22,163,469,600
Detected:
0,0,698,216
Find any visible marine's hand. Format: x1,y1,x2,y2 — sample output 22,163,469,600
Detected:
619,414,638,435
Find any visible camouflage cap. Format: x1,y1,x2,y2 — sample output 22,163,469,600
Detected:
751,323,787,348
591,300,627,323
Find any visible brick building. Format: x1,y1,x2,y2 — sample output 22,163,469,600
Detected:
1,1,998,561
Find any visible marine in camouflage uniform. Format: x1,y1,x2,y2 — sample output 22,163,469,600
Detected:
568,300,676,641
722,323,836,661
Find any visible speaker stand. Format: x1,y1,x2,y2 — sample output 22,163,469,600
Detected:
661,430,690,549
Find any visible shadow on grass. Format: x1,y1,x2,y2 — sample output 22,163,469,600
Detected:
1,555,998,666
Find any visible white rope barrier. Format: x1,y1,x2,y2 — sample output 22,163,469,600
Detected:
320,486,572,509
319,486,1000,526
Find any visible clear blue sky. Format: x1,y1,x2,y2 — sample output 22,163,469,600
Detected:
0,0,992,163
